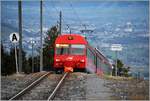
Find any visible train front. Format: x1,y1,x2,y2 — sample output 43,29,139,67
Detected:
53,34,88,73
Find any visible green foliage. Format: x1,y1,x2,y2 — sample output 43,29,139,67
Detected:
1,44,28,76
24,55,40,74
43,26,59,70
1,44,26,75
24,57,32,74
33,56,40,72
1,45,14,75
112,59,131,77
117,59,124,69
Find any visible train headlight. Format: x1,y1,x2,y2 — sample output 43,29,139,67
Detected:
56,59,60,62
80,59,85,63
68,36,74,40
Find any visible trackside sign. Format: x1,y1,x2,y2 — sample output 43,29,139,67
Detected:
9,32,19,43
111,44,123,51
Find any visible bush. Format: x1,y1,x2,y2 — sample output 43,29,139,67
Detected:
112,59,131,77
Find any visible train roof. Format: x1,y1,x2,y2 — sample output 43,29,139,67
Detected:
55,34,88,44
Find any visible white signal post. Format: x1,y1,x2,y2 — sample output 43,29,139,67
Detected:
111,44,123,76
9,32,20,74
29,38,36,73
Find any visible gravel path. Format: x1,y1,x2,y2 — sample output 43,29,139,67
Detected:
85,74,113,100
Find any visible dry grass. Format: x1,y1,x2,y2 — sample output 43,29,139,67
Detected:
103,74,133,80
102,75,149,100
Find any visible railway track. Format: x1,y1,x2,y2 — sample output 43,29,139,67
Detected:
51,73,86,100
8,72,51,100
47,72,69,100
8,72,69,100
2,71,49,100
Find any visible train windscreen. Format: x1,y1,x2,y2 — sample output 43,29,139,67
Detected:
56,44,85,55
56,44,69,55
70,44,85,55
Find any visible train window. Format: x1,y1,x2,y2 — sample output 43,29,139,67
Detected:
56,44,69,55
56,47,69,55
71,45,85,48
70,44,85,55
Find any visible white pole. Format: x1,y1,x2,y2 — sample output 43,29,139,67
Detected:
116,51,117,76
32,43,34,73
15,44,19,74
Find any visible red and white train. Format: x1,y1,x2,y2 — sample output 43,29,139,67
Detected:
53,34,112,75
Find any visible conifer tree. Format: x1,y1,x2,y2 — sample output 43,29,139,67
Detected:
43,26,59,70
1,43,27,75
1,44,10,75
112,59,130,77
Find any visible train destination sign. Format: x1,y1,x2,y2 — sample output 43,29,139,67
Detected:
9,32,20,43
111,44,123,51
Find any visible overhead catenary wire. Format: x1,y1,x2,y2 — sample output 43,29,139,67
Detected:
67,1,95,34
68,2,83,26
49,0,94,34
43,1,59,25
50,0,66,24
49,0,68,33
51,0,74,33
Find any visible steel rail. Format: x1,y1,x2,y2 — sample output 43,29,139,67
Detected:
9,72,51,100
47,72,69,100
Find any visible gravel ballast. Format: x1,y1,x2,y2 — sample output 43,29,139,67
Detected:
18,73,62,100
1,72,47,100
1,72,149,100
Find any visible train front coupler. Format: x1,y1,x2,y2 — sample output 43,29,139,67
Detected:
64,66,73,73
